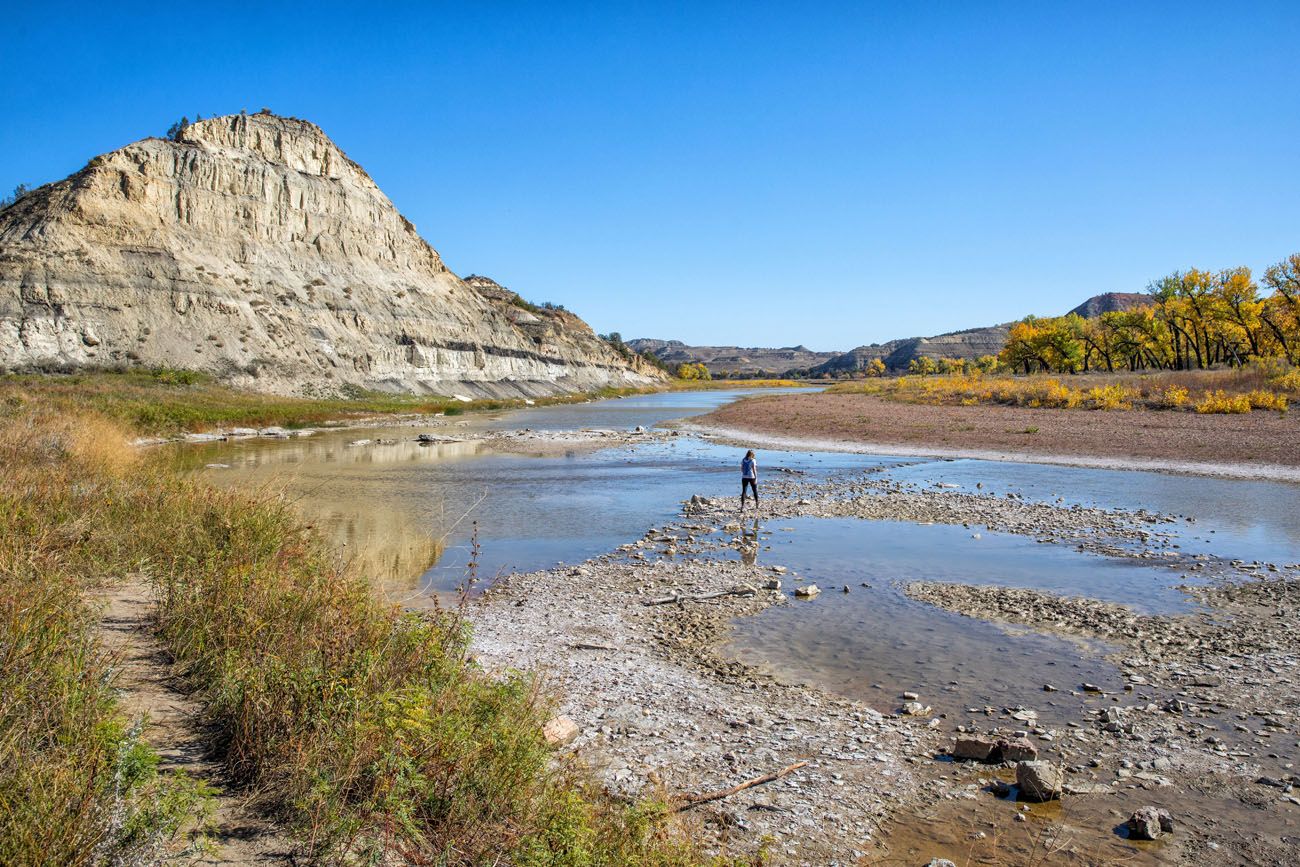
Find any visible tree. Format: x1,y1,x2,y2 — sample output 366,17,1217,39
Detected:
166,116,190,141
907,356,937,376
866,358,886,377
0,183,30,209
675,362,711,381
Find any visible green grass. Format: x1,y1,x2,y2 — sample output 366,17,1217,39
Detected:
0,406,733,865
0,369,656,437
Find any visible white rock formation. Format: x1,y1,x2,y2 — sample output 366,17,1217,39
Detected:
0,112,664,396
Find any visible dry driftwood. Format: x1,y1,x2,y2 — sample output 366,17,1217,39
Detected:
642,585,757,606
674,761,809,811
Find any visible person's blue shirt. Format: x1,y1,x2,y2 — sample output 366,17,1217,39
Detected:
741,457,756,479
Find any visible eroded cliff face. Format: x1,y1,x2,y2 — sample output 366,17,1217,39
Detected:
0,113,664,396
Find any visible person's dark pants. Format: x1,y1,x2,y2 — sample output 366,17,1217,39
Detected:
741,477,758,508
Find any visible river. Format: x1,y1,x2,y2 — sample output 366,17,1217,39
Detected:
185,388,1300,720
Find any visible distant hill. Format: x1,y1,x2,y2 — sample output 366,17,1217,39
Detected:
635,292,1154,377
1067,292,1152,319
624,339,838,376
807,323,1012,376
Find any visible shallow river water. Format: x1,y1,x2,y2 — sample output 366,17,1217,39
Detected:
188,389,1300,718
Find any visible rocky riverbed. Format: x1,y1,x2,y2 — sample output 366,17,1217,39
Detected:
469,462,1300,864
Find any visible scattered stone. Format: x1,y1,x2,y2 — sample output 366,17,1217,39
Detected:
542,715,579,746
951,737,997,762
997,737,1038,762
1126,806,1174,840
1015,761,1063,802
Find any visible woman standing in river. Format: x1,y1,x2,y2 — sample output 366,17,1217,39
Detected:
740,449,759,514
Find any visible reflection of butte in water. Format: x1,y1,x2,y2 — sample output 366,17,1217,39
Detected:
230,436,487,469
320,503,443,594
203,434,462,591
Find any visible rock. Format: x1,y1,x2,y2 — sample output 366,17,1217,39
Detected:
951,737,997,762
1082,682,1104,693
794,584,820,598
902,691,920,700
226,427,259,437
927,860,958,867
762,579,781,591
0,112,665,396
901,701,932,716
997,737,1038,763
1126,806,1174,840
1015,761,1063,802
542,715,580,746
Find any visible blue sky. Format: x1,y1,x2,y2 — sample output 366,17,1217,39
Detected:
3,3,1298,349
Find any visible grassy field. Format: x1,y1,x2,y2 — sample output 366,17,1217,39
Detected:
826,366,1300,413
666,378,817,390
0,404,737,865
0,369,660,437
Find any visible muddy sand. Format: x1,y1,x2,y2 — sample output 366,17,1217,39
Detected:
689,393,1300,481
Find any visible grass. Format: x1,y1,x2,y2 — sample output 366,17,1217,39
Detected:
0,369,657,437
0,413,211,865
667,378,815,390
0,405,732,865
826,366,1297,414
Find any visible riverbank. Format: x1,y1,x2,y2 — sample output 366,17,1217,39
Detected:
0,369,663,438
0,408,721,865
688,392,1300,481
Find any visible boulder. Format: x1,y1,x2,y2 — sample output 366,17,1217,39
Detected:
997,737,1038,763
951,737,997,762
794,584,820,598
1016,761,1063,802
1126,806,1174,840
901,701,932,716
542,715,579,747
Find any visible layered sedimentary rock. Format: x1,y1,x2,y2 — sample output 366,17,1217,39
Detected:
625,338,838,377
0,112,664,396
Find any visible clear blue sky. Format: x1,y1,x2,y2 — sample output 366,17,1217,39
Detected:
4,3,1298,349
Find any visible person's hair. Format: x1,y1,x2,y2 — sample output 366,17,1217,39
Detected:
745,450,755,459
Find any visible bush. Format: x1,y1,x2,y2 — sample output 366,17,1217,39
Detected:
1246,390,1288,412
1160,385,1190,408
1194,390,1252,414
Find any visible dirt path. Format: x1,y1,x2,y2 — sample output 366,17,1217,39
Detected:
96,580,295,865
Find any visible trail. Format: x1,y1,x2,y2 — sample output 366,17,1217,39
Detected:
96,579,294,865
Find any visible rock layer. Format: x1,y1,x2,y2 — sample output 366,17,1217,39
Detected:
0,112,664,396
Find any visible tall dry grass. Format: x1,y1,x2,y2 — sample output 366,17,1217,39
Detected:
0,412,210,866
0,406,727,865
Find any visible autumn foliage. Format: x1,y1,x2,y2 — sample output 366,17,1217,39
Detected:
999,253,1300,374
